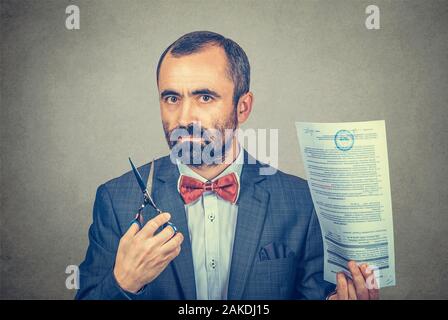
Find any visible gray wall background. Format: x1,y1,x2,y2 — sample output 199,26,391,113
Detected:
1,0,447,299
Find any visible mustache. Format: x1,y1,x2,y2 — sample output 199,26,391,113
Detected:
164,121,237,167
167,123,216,146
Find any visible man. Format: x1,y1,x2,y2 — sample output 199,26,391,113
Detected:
76,31,379,300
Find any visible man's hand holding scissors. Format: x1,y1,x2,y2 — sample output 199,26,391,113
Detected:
113,212,184,294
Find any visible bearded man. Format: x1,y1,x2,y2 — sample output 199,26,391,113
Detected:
76,31,379,300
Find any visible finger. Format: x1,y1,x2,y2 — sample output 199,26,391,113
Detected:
327,293,338,300
348,261,369,300
360,264,380,300
160,232,184,255
139,212,171,238
369,288,380,300
152,223,177,245
347,279,357,300
159,248,181,268
336,272,348,300
164,239,183,261
124,215,141,238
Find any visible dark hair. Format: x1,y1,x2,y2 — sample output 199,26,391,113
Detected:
156,31,250,108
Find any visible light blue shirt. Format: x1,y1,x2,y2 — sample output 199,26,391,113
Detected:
176,144,243,300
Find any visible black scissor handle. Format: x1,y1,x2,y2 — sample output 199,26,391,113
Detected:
163,221,178,235
129,209,177,237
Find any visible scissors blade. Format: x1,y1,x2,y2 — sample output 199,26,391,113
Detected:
145,159,161,212
147,158,155,197
129,157,147,194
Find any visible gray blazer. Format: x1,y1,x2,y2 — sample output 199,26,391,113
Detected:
75,149,335,300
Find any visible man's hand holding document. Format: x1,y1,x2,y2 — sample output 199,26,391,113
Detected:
295,120,395,300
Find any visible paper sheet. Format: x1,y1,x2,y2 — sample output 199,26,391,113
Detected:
295,120,395,288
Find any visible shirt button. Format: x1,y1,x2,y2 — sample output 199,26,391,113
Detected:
208,214,215,222
210,259,216,269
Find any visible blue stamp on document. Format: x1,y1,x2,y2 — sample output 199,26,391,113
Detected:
334,129,354,151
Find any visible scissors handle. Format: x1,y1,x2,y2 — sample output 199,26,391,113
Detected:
163,222,178,234
129,216,177,234
129,210,144,229
129,204,177,235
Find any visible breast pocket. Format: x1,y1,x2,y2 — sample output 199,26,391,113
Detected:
251,255,296,298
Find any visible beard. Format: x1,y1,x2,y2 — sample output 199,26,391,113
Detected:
163,109,238,168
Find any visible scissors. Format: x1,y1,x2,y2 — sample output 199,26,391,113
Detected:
128,157,178,235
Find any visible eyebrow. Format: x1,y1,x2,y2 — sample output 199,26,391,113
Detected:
191,89,222,98
160,88,222,99
160,90,180,99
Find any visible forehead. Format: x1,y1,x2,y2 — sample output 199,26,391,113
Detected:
158,45,233,90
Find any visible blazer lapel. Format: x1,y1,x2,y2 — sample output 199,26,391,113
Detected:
227,150,270,299
152,156,197,300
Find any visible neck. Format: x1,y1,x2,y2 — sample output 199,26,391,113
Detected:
187,138,240,181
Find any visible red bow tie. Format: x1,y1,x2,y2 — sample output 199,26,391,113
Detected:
179,172,239,205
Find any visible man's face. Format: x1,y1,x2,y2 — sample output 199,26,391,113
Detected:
158,45,238,166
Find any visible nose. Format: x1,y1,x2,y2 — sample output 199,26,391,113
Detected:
177,97,197,128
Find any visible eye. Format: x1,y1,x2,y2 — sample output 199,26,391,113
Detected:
165,96,179,104
199,95,214,103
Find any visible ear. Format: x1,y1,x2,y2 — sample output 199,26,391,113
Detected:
236,92,253,125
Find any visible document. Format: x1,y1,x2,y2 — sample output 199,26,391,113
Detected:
295,120,395,288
